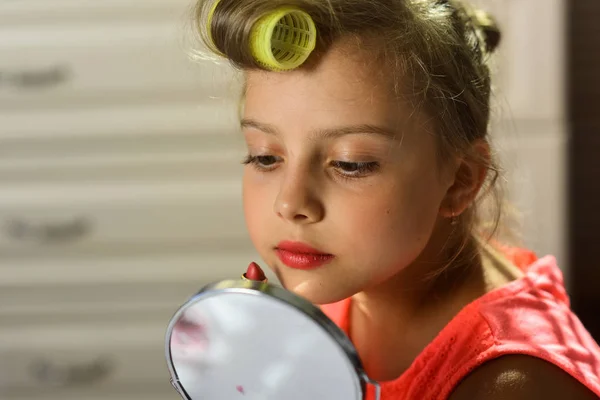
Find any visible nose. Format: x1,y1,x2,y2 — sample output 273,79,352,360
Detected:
273,168,324,224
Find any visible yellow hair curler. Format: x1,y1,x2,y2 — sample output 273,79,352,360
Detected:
207,1,317,71
206,0,225,56
249,7,317,71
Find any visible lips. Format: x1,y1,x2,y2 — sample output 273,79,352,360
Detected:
275,240,334,270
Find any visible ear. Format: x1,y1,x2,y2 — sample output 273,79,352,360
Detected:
439,139,491,219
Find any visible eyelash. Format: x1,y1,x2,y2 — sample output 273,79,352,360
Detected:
330,160,380,178
242,155,281,172
242,155,380,178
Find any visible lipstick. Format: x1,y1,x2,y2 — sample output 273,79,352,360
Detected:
242,262,268,283
275,241,334,270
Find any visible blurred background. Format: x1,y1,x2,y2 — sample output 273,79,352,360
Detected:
0,0,596,399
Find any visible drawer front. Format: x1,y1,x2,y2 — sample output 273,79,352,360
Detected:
0,101,241,141
0,323,175,396
0,181,246,255
0,249,267,310
0,22,235,109
2,391,178,400
1,248,262,287
0,281,207,318
0,150,244,184
0,0,192,25
0,121,246,183
0,342,164,391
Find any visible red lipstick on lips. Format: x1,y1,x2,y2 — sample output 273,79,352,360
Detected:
275,241,334,270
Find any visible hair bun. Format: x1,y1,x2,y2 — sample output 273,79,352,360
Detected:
471,8,501,54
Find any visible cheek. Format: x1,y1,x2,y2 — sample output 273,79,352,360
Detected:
337,179,444,258
401,178,445,233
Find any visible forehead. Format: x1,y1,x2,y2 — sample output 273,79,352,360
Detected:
243,40,409,133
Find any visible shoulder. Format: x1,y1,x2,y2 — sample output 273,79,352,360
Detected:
448,355,599,400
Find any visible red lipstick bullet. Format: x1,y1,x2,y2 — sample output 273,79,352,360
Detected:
242,262,268,283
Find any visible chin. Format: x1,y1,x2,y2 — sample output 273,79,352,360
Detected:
283,278,358,306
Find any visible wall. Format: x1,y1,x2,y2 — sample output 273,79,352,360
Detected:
477,0,568,284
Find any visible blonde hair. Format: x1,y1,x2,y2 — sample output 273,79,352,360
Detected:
193,0,516,262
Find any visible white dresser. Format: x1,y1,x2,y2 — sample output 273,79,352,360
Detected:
0,1,262,399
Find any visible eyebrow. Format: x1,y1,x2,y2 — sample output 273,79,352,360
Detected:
240,118,398,140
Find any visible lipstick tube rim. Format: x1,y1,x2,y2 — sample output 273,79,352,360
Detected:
241,273,268,283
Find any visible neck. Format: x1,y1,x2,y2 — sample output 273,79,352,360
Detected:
349,232,487,382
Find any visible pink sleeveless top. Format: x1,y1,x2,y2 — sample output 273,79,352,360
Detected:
321,250,600,399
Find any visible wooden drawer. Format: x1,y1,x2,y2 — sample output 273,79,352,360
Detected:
1,391,178,400
0,127,246,183
0,0,193,25
0,21,236,109
0,253,270,314
0,101,240,141
1,248,262,286
0,150,243,184
0,110,246,183
0,281,207,319
0,181,247,254
0,321,176,397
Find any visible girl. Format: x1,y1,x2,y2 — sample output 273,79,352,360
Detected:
193,0,600,398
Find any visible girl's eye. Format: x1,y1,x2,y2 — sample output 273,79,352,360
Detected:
330,161,380,177
242,155,281,171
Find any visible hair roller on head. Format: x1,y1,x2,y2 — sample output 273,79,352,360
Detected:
206,0,317,71
249,7,317,71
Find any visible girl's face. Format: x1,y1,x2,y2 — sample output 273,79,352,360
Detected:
242,43,456,304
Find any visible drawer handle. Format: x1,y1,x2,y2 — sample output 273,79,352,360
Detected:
0,64,71,90
4,216,92,244
30,357,115,387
